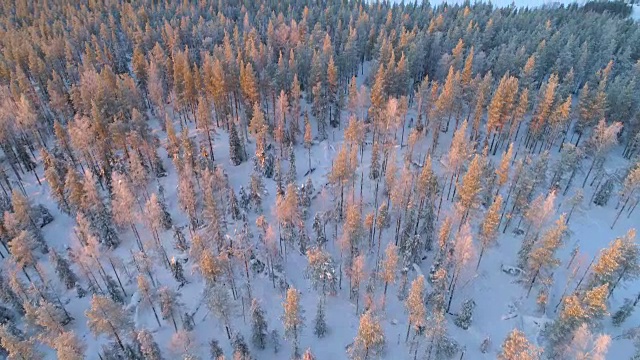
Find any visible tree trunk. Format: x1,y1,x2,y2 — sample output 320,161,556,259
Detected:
573,255,596,293
627,199,639,218
107,258,127,297
171,312,178,332
611,196,630,229
446,271,458,313
608,268,628,298
150,301,162,327
527,268,540,297
566,202,577,224
206,127,215,162
375,228,384,273
109,322,126,352
582,158,597,188
476,245,486,271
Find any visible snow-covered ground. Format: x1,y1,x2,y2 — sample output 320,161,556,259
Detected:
10,53,636,360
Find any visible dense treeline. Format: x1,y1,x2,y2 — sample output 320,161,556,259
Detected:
583,0,634,17
0,0,638,359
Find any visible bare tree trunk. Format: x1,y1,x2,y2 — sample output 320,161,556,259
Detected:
573,255,596,293
582,158,597,188
611,196,630,229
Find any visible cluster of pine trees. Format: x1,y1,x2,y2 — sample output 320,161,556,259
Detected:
0,0,638,359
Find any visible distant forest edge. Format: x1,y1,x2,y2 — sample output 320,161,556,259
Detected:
583,0,636,17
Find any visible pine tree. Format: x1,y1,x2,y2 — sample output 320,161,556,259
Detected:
202,175,225,252
276,183,301,249
207,284,235,341
287,146,297,185
290,74,302,142
306,247,338,295
144,194,171,266
313,297,327,338
159,286,181,332
304,113,313,173
165,117,180,159
612,163,640,228
349,310,385,360
238,186,250,211
498,329,541,360
156,187,174,229
487,74,518,152
64,167,83,214
136,329,164,360
456,155,482,223
249,171,265,211
327,55,339,127
477,195,502,270
530,74,559,142
137,274,162,327
612,294,640,326
11,190,47,253
329,145,352,218
580,283,608,322
170,257,187,285
446,222,475,312
182,312,195,332
312,80,328,140
228,188,241,221
562,324,610,359
209,339,224,360
86,295,133,352
111,172,143,250
369,63,386,126
271,329,281,354
405,275,426,342
518,191,557,267
232,333,251,360
229,123,245,166
53,330,86,360
582,119,622,188
177,164,199,230
349,254,366,314
105,273,125,304
251,299,268,349
283,287,304,357
0,275,24,315
9,230,39,281
438,66,461,134
546,294,588,353
33,299,68,336
369,143,380,181
0,324,43,360
375,202,391,259
302,348,316,360
380,242,398,300
50,250,79,290
496,144,513,191
196,96,216,163
44,154,69,214
454,299,476,330
169,329,197,358
274,159,284,196
525,215,567,296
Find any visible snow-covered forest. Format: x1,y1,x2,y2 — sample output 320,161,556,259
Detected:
0,0,639,359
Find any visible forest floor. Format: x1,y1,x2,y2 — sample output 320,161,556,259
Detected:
16,60,640,359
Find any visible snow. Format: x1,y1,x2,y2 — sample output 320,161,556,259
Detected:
4,60,640,360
